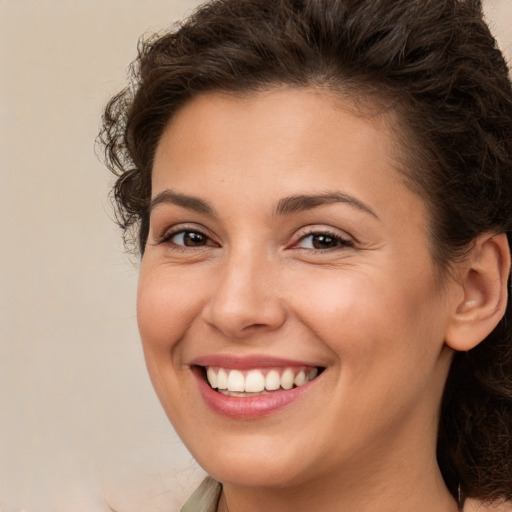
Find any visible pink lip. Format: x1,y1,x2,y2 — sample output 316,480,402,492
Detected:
190,354,320,370
191,364,320,420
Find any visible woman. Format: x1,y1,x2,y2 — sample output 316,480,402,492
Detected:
100,0,512,510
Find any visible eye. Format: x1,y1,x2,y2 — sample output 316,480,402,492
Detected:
294,231,353,250
160,229,216,248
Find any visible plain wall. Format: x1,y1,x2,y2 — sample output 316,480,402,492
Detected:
0,1,511,511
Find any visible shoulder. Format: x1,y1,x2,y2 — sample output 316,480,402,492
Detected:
464,498,512,512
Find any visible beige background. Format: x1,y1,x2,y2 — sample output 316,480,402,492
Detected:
0,1,511,511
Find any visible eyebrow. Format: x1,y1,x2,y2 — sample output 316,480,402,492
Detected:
149,189,378,219
274,192,379,219
150,189,215,215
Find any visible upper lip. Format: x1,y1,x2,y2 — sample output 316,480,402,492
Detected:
190,354,324,370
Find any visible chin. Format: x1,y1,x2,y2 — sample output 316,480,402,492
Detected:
185,433,312,488
204,457,307,488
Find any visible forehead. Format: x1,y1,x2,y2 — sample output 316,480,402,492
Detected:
152,87,422,230
152,87,406,199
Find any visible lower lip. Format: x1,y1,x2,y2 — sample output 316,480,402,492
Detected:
192,367,317,419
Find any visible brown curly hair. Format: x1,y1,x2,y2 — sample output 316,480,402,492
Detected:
99,0,512,504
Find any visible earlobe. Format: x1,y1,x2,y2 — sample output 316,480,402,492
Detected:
445,232,511,352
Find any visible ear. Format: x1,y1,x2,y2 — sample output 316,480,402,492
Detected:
445,232,510,352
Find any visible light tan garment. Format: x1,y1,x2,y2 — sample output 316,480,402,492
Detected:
180,477,512,512
180,477,222,512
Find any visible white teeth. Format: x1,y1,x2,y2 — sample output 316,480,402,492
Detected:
217,369,228,390
294,370,306,387
227,369,245,392
205,366,321,394
206,367,217,389
280,368,295,390
245,370,265,393
265,370,280,391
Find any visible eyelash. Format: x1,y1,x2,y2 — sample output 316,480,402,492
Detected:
157,226,217,249
292,229,354,252
157,226,353,253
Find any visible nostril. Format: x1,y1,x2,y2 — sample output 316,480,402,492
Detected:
242,323,269,331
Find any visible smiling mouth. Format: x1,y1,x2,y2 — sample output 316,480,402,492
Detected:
200,366,323,397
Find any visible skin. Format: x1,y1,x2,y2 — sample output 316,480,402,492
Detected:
137,87,467,512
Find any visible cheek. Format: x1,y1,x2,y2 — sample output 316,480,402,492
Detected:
136,265,202,421
291,265,445,372
296,271,448,438
136,265,203,356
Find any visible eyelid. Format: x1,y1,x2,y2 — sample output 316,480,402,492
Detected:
156,223,219,247
289,226,355,250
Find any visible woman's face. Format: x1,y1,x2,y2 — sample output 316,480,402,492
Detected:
138,88,459,487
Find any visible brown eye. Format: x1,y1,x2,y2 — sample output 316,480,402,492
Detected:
310,234,339,249
169,230,210,247
295,232,353,250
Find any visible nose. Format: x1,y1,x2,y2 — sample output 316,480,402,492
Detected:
202,250,287,339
